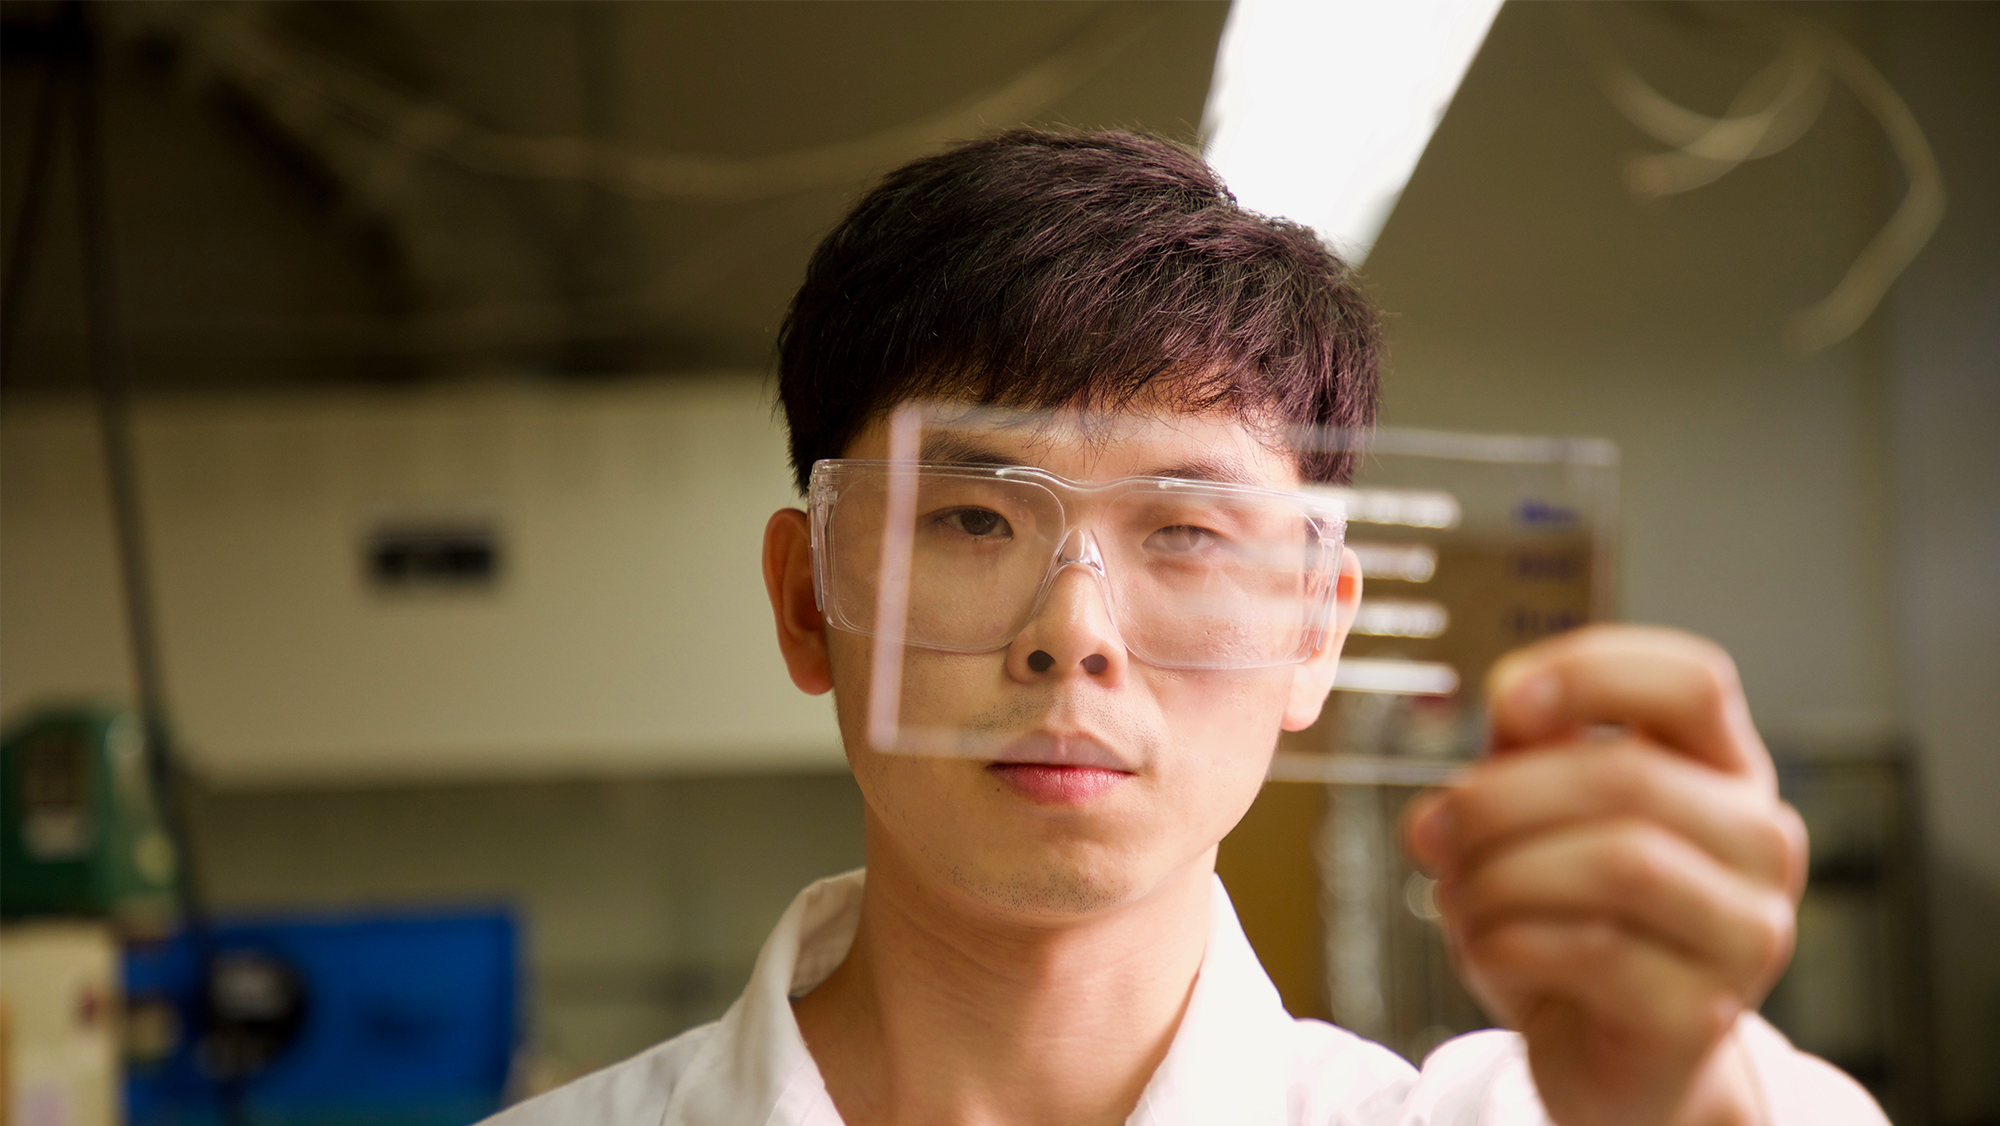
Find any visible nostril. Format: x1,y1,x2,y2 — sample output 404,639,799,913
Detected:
1028,650,1056,673
1081,654,1109,675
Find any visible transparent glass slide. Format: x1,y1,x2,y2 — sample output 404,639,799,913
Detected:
826,402,1615,786
1274,427,1618,785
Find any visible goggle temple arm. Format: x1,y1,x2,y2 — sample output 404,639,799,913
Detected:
807,468,829,615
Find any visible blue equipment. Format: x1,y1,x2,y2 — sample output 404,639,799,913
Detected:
124,908,519,1126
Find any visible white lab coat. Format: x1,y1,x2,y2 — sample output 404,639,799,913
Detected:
484,869,1886,1125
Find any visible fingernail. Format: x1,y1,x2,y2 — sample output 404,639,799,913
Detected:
1411,801,1454,872
1507,670,1561,727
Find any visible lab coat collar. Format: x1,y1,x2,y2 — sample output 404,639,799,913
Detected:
659,872,856,1126
1129,873,1297,1126
659,867,1299,1126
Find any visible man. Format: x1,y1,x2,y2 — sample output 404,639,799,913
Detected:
493,130,1885,1125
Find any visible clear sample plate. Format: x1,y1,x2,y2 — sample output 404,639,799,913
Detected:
816,402,1615,785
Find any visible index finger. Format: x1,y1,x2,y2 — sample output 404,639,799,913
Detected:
1405,737,1808,896
1487,625,1772,784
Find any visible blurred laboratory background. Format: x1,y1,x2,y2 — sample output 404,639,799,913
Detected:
1,1,1994,1123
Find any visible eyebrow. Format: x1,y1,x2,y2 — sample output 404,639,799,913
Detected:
916,434,1265,487
918,434,1027,468
1148,454,1262,487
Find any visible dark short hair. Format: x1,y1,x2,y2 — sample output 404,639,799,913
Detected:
776,128,1381,490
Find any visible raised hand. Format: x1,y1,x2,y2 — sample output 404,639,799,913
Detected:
1404,625,1810,1126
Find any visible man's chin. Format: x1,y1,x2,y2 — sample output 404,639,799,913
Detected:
927,829,1204,922
942,858,1137,919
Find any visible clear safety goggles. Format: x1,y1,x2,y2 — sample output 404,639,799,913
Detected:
808,459,1347,671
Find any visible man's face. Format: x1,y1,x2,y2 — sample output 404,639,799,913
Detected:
818,408,1353,921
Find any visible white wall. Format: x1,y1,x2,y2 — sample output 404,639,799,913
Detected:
1,375,843,785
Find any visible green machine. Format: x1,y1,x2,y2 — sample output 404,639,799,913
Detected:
2,707,179,927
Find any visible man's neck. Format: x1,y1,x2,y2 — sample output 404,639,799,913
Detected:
792,827,1215,1126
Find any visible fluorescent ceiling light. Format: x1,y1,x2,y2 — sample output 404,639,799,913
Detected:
1203,0,1505,263
1311,486,1463,529
1352,599,1451,639
1349,542,1439,583
1331,657,1461,696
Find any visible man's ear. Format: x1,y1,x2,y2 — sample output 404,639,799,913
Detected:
763,508,833,695
1283,547,1362,731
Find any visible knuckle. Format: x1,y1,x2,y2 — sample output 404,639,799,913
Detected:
1485,920,1623,977
1602,826,1676,898
1675,629,1740,681
1574,918,1624,968
1760,812,1808,892
1683,657,1736,718
1778,803,1812,882
1754,898,1798,983
1692,633,1738,674
1588,748,1659,810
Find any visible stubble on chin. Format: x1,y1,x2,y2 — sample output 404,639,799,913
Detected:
866,761,1136,918
941,852,1132,917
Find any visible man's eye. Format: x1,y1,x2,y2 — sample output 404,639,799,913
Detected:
1147,525,1220,554
938,508,1012,539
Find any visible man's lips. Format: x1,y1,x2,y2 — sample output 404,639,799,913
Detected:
985,733,1135,805
987,731,1136,771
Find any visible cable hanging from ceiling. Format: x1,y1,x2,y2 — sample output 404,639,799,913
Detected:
107,3,1156,206
1570,6,1945,353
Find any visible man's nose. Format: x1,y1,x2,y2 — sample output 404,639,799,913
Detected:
1007,547,1127,684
